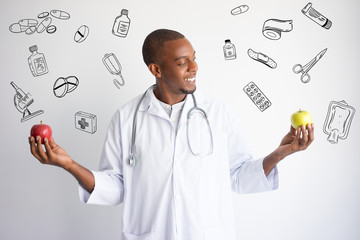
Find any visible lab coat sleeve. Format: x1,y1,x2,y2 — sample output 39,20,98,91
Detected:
226,107,279,194
78,112,125,205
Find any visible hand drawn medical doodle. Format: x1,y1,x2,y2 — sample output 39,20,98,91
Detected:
223,39,236,60
302,2,332,29
243,81,272,112
53,76,79,98
9,9,70,35
50,10,70,20
112,9,131,38
75,111,97,134
292,48,327,83
262,19,293,40
10,82,44,123
247,49,277,69
74,25,89,43
231,5,249,15
323,100,355,144
102,53,125,88
28,45,49,77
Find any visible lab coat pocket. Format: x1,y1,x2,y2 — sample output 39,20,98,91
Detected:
122,231,155,240
204,226,234,240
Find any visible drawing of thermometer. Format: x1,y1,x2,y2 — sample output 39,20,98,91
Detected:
102,53,125,88
293,48,327,83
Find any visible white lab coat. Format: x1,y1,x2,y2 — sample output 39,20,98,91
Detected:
79,87,278,240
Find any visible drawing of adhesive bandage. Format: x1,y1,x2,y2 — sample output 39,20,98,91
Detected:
53,76,79,98
247,49,277,69
262,19,293,40
102,53,125,89
323,100,355,144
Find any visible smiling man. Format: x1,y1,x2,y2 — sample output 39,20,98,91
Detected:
29,29,314,240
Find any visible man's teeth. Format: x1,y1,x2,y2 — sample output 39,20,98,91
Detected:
185,77,195,82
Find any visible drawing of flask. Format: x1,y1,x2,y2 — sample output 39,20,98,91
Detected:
223,39,236,60
28,45,48,77
112,9,131,38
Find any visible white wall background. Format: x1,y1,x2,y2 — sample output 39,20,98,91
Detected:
1,0,359,239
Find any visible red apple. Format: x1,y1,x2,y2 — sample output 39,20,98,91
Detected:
30,121,52,144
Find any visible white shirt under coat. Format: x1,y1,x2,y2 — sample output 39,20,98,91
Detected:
79,86,279,240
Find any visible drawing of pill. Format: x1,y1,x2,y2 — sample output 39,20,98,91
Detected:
25,26,37,35
231,5,249,15
9,23,28,33
46,25,57,34
74,25,89,43
50,10,70,20
37,17,52,33
38,12,49,18
18,19,38,27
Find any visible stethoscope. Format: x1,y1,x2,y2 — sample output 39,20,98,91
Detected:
128,85,214,167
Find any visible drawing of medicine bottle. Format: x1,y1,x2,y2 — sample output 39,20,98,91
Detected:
112,9,131,38
27,45,48,77
223,39,236,60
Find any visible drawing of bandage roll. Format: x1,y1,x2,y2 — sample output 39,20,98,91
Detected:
262,19,293,40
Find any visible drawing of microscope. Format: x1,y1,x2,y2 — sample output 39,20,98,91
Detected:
10,81,44,122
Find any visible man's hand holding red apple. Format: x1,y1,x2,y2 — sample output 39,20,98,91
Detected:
29,121,73,169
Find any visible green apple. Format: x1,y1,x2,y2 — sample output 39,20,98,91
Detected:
290,109,312,129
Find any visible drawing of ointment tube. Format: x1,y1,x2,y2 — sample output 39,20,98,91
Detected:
302,2,332,29
102,53,125,88
262,19,293,40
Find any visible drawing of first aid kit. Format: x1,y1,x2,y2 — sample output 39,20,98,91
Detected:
75,111,97,134
323,100,355,144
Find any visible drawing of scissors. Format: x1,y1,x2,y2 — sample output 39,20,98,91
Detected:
293,48,327,83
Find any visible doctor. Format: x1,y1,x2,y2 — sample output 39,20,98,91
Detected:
29,29,314,240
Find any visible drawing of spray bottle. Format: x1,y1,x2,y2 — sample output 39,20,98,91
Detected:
112,9,131,38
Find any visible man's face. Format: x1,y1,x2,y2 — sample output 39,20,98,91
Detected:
158,38,198,96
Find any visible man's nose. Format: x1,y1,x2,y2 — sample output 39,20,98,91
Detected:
188,60,198,73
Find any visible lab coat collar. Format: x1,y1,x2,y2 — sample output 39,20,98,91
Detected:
138,85,207,121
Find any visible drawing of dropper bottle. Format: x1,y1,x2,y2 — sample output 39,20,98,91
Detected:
28,45,49,77
112,9,131,38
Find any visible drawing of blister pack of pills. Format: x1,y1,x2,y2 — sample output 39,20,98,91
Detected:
243,81,272,111
323,100,355,144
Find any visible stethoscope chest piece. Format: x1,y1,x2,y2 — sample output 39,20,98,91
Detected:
128,155,136,167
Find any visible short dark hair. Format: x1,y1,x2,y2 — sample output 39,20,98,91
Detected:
142,29,185,66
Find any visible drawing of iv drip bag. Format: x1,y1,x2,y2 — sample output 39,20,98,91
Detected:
53,76,79,98
102,53,125,88
323,100,356,144
262,19,293,40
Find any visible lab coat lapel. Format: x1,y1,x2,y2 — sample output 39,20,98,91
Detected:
138,86,171,121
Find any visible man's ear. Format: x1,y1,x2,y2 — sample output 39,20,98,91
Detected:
148,63,161,78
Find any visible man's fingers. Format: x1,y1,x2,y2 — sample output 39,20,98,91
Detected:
43,138,54,159
304,123,315,148
29,136,45,163
301,125,308,145
35,136,48,163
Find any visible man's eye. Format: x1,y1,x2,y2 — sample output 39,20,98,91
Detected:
178,61,186,66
